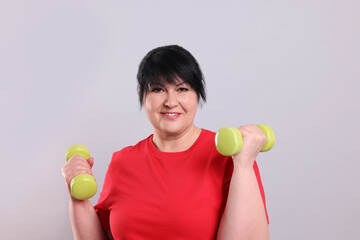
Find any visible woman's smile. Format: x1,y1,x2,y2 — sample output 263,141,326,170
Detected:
161,112,182,119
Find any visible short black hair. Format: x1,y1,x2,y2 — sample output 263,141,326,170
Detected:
137,45,206,107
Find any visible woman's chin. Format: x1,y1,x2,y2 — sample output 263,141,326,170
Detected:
158,124,186,136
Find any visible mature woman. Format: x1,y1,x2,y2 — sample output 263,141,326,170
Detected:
62,45,269,240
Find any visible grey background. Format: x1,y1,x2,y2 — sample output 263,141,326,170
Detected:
1,0,359,239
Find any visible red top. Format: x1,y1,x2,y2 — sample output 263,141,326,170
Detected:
94,129,268,239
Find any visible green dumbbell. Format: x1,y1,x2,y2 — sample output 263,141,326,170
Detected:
65,144,97,200
215,124,275,156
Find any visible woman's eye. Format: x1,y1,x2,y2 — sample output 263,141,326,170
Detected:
178,88,189,92
151,88,163,92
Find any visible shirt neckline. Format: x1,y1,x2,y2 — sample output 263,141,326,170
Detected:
148,129,206,158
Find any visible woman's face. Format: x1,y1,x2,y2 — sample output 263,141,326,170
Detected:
142,79,199,136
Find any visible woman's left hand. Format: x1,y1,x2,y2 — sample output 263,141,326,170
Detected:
232,124,267,168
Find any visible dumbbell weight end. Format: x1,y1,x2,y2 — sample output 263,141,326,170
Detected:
256,124,275,152
215,127,243,156
70,174,97,200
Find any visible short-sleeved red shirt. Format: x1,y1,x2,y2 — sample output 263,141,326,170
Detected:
94,129,268,239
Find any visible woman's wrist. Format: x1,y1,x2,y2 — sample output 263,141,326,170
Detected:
232,155,255,171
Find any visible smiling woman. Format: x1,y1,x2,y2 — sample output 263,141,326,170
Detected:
143,80,201,150
62,45,269,240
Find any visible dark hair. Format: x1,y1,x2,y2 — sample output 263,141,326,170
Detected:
137,45,206,107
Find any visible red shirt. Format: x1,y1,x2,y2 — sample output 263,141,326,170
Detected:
94,129,268,239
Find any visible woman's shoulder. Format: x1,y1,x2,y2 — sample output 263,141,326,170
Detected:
201,128,216,136
198,128,217,142
111,135,152,159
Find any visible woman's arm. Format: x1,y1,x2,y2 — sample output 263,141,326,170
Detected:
62,155,108,240
217,125,270,240
69,198,108,240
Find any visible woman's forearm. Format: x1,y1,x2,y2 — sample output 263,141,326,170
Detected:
217,162,269,240
69,198,107,240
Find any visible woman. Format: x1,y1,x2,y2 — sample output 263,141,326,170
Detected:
62,45,270,240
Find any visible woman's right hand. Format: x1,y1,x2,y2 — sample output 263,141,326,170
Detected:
61,155,94,197
232,124,267,169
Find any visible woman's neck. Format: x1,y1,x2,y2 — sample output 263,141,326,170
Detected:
152,125,202,152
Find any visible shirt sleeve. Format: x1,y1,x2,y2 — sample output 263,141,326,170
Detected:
221,159,269,224
94,155,115,230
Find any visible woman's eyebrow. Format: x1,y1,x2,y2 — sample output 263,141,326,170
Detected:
175,82,188,87
148,83,164,88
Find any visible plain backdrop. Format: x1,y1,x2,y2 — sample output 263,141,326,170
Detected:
1,0,359,239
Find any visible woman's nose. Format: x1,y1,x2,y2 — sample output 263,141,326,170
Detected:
164,91,178,108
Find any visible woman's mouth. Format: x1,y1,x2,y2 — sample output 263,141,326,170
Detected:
161,112,181,119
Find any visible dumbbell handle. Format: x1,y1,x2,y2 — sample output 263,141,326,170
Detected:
215,125,275,156
65,145,97,200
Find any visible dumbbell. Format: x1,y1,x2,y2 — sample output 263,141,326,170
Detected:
65,144,97,200
215,124,275,156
